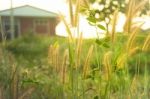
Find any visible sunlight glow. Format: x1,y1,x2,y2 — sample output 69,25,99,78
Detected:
56,13,127,39
56,15,106,39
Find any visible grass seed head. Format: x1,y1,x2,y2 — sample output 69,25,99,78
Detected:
83,45,94,79
103,51,112,80
142,34,150,52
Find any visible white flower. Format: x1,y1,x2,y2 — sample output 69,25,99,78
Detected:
98,4,105,11
112,6,116,10
91,2,104,11
121,4,125,7
105,17,110,23
112,1,118,5
105,4,110,8
106,0,110,5
106,9,110,13
95,13,100,19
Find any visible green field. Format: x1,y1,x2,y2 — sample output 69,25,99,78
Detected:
0,32,149,99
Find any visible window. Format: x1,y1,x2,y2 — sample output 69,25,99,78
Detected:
2,17,20,38
34,18,49,34
35,19,48,25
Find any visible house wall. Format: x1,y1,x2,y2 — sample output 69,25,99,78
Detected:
20,17,34,34
20,17,57,36
0,16,57,38
48,18,57,36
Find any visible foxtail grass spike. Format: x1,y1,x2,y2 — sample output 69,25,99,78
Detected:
83,45,94,78
142,34,150,52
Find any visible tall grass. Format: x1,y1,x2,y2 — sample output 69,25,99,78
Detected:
0,16,36,99
123,0,147,34
142,34,150,51
0,0,149,99
110,10,118,43
48,0,149,98
82,45,94,78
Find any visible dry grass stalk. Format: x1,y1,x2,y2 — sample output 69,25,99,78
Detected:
60,0,82,41
103,51,112,80
48,44,60,72
19,87,35,99
82,45,94,78
61,49,69,84
117,46,140,69
116,46,140,69
82,0,89,8
124,0,147,33
142,34,150,52
123,0,134,33
74,0,80,27
11,64,19,99
0,85,3,99
69,0,74,26
59,14,73,42
111,10,118,43
128,46,140,56
126,24,143,51
0,48,3,61
130,75,138,94
48,45,53,65
133,0,148,15
75,32,83,69
116,53,127,69
68,0,81,27
54,45,59,72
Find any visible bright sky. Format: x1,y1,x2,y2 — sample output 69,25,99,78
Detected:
0,0,67,13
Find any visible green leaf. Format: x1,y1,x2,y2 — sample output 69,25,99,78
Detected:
97,24,106,30
102,43,110,48
104,37,110,42
93,95,99,99
95,39,102,45
88,22,95,26
85,74,93,79
22,79,39,84
87,17,96,23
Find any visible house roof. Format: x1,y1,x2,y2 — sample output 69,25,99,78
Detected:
0,5,57,18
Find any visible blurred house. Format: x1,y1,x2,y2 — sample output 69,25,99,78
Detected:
0,5,58,39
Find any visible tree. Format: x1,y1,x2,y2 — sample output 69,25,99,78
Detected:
79,0,149,34
81,0,126,34
66,0,149,34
